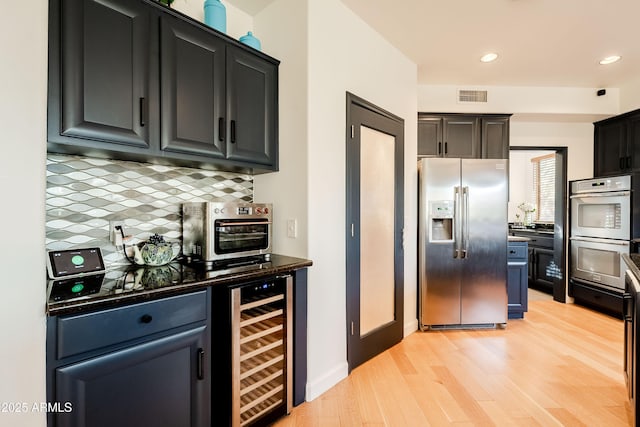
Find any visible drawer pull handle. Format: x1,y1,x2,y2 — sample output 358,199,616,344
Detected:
509,250,516,254
197,348,205,380
140,314,153,324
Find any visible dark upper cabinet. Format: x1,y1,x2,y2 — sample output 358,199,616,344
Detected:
442,116,479,158
49,0,157,150
481,116,510,159
226,46,278,167
48,0,279,173
160,15,226,158
417,116,442,157
418,113,509,159
594,109,640,177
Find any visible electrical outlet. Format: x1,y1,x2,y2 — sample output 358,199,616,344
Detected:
109,220,124,246
286,219,297,238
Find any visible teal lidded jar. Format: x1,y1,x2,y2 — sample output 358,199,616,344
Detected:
204,0,226,33
239,31,261,51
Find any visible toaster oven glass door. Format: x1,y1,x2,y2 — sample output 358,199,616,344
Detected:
214,219,270,254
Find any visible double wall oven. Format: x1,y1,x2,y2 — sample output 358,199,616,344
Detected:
570,175,632,312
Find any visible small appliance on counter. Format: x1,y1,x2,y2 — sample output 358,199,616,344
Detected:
182,202,272,269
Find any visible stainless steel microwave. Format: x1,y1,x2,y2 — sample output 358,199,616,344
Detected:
182,202,272,263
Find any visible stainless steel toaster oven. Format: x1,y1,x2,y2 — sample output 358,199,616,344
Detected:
182,202,272,264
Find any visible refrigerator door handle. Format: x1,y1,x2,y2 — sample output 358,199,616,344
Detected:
461,186,469,258
454,186,461,258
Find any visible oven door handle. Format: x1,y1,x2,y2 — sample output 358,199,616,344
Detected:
217,221,272,227
569,190,630,199
569,236,631,246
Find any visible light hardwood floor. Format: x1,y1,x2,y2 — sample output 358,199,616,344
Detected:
274,297,631,426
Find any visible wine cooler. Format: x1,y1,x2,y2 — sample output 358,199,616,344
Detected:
229,275,293,426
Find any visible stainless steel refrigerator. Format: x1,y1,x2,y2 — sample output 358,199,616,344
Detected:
418,158,508,330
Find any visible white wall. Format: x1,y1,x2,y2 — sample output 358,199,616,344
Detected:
0,2,48,426
417,84,619,117
620,76,640,113
252,0,309,259
510,121,594,182
508,150,554,222
304,0,418,401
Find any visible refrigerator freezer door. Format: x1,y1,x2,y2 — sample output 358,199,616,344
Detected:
460,159,508,325
419,158,462,327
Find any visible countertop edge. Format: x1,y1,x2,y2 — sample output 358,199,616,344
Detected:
47,255,312,317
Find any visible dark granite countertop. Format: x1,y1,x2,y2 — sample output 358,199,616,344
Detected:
46,254,312,316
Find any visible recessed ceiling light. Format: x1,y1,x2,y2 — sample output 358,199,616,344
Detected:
480,53,498,63
600,55,621,65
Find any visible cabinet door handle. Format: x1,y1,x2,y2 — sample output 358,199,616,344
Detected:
139,97,146,127
219,117,225,141
197,348,205,380
230,120,236,143
620,157,625,170
444,141,448,155
627,156,632,169
438,142,442,155
140,314,153,324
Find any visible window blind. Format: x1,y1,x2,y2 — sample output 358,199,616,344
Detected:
532,154,555,222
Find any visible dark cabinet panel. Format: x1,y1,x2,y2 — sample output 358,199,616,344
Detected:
226,46,278,167
160,16,226,158
534,248,555,290
417,116,441,157
47,290,211,427
481,116,510,159
417,114,509,159
54,326,208,427
48,0,280,173
442,116,479,158
507,241,528,319
52,0,155,149
594,110,640,177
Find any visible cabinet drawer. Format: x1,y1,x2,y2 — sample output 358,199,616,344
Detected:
56,290,207,359
570,281,623,317
507,244,527,260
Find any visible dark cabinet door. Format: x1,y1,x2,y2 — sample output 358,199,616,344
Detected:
226,46,278,167
481,116,509,159
54,326,209,427
442,116,479,158
627,113,640,173
160,16,226,158
53,0,155,149
594,118,627,176
417,116,442,157
534,248,555,290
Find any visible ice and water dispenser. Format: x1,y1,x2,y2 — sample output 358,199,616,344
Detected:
429,200,454,242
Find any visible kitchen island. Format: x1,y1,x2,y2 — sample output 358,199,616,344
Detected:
45,254,311,427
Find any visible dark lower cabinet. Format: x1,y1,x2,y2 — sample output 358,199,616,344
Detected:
510,230,554,293
569,279,623,318
54,327,208,427
47,290,211,427
507,241,528,319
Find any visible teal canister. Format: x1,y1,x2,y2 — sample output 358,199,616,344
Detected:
239,31,261,51
204,0,226,33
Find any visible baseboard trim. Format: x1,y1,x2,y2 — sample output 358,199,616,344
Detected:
404,319,418,337
305,361,349,402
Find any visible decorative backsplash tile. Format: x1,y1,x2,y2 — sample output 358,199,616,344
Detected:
46,154,252,266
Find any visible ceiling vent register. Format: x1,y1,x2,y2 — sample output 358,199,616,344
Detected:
458,89,488,103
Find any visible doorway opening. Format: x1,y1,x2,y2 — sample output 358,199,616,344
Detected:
509,146,568,303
